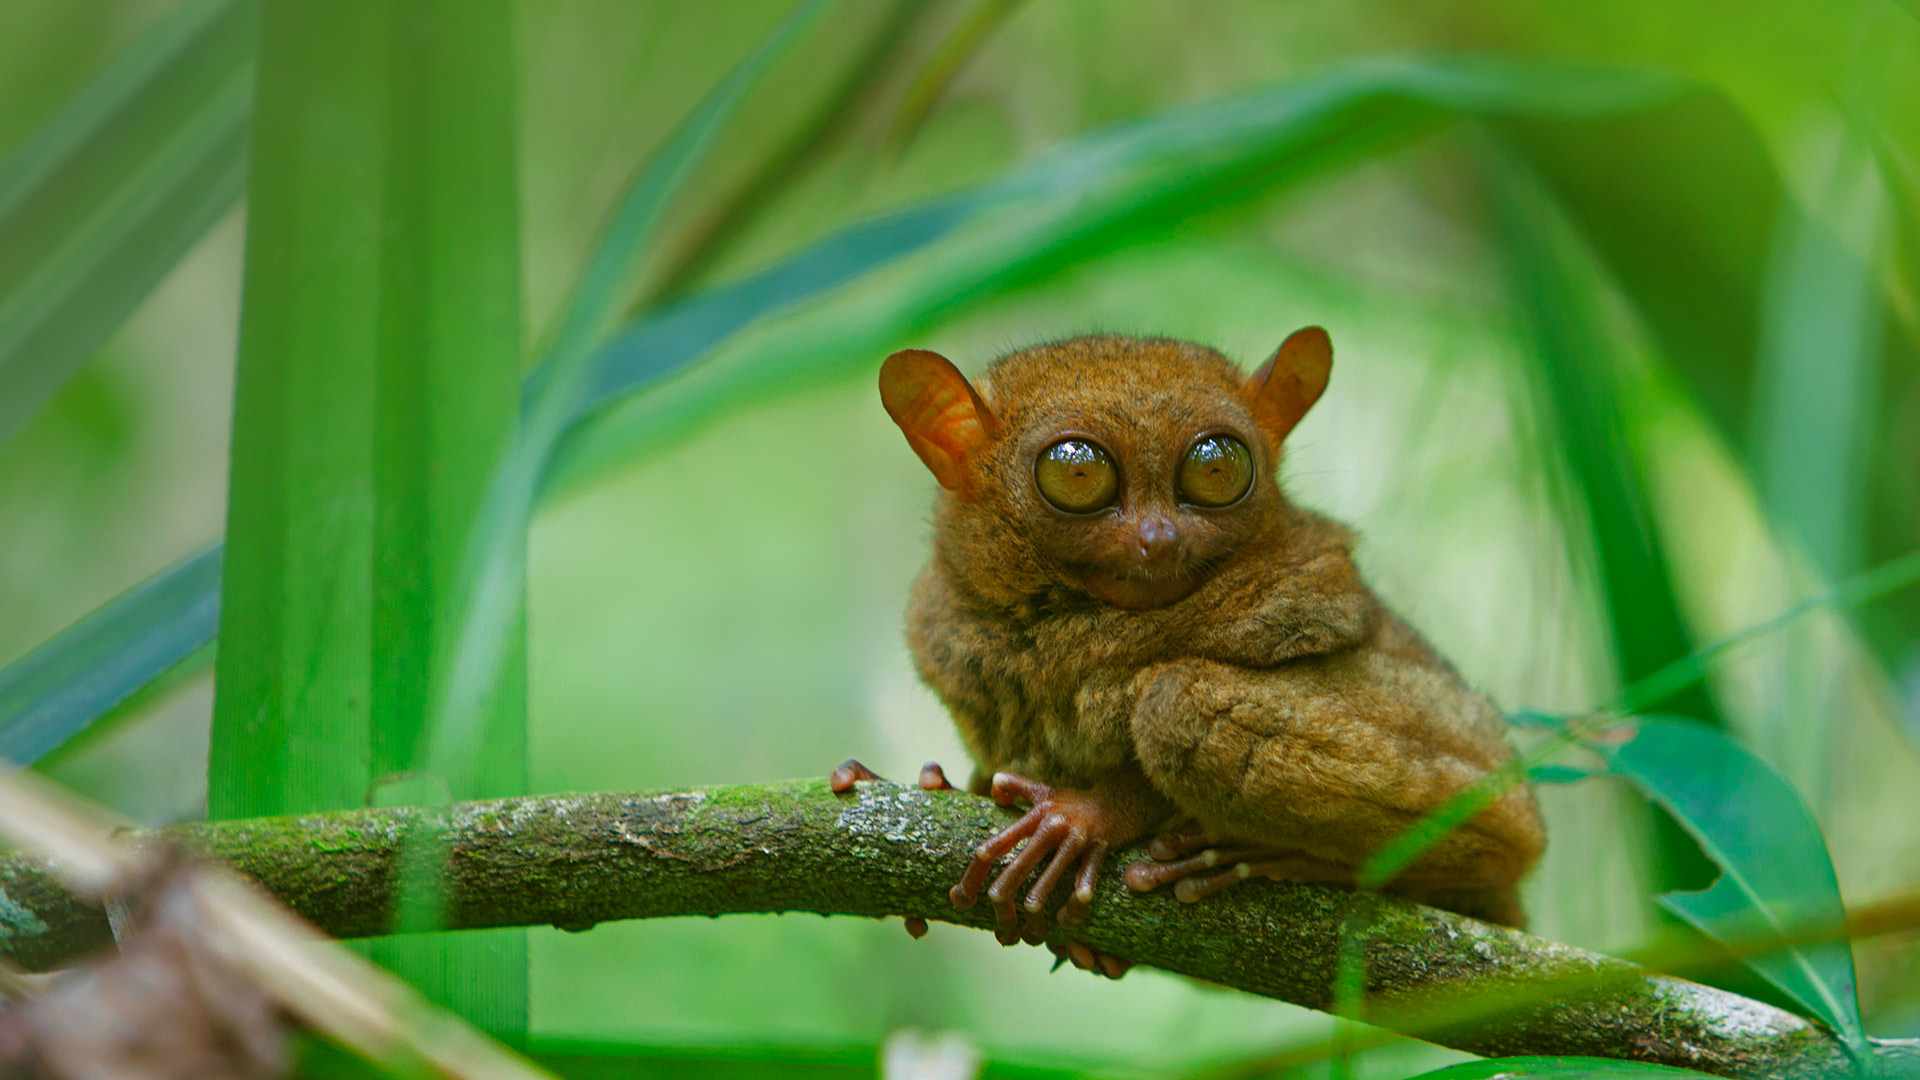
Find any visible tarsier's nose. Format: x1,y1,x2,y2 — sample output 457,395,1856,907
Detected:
1136,515,1179,563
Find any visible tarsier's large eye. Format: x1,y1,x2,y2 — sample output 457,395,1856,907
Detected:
1179,434,1253,508
1035,439,1119,514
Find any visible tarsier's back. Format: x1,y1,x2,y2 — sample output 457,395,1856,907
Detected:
853,329,1543,965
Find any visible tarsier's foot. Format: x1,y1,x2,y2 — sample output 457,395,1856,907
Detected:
1124,829,1354,902
829,759,961,940
949,773,1143,947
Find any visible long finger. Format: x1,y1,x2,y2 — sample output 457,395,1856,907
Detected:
1019,909,1048,946
1172,862,1257,903
1124,846,1264,892
1058,841,1110,927
986,817,1070,906
951,807,1042,907
1023,831,1090,914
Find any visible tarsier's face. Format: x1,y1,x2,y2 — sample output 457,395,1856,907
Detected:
881,330,1332,611
1003,383,1271,609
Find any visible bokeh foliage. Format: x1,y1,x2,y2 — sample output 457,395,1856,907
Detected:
0,0,1916,1076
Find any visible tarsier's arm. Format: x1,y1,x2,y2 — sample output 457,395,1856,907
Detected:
1126,640,1544,895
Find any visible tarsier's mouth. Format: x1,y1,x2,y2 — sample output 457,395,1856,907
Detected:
1084,562,1204,610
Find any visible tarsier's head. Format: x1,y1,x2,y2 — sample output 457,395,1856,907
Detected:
880,329,1331,611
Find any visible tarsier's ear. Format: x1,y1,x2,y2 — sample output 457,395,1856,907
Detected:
1243,326,1332,447
879,348,1001,497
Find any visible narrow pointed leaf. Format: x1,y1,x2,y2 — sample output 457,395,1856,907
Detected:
1406,1057,1722,1080
210,0,528,1030
0,547,220,765
0,58,1707,775
0,0,255,446
418,0,832,801
1596,716,1865,1048
1483,146,1727,902
1750,162,1882,584
553,58,1690,487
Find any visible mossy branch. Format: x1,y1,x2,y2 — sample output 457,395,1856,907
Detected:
0,779,1910,1079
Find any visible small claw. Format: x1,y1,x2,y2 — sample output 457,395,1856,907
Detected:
829,759,883,793
918,762,956,791
903,916,929,939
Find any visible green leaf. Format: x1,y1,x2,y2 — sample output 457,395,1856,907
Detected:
883,0,1029,150
553,57,1690,487
1404,1057,1722,1080
1595,716,1866,1050
209,0,527,1032
0,546,219,764
1493,92,1780,443
0,0,255,447
1484,145,1724,725
0,58,1701,779
1482,144,1726,901
1749,153,1882,582
415,0,833,803
1499,85,1919,675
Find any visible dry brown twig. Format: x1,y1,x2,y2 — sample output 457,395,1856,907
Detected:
0,769,550,1080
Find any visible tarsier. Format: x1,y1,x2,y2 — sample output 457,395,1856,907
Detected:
833,329,1544,977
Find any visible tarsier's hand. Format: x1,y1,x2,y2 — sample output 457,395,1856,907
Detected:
949,775,1122,936
828,760,1141,976
949,773,1153,978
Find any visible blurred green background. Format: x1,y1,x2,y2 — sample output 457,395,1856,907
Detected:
2,0,1918,1076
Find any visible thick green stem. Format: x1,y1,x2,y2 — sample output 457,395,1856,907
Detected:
0,778,1909,1079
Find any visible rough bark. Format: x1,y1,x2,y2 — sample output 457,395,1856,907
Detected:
0,778,1908,1079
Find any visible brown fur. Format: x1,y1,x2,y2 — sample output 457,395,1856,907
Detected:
887,333,1545,927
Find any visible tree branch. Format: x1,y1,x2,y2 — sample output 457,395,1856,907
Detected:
0,779,1908,1078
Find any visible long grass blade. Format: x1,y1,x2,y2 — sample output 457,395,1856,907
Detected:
0,58,1696,779
209,0,529,1030
882,0,1029,151
1482,142,1726,903
0,0,255,447
0,546,219,765
1743,132,1885,800
552,58,1689,488
637,0,930,307
416,0,832,814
